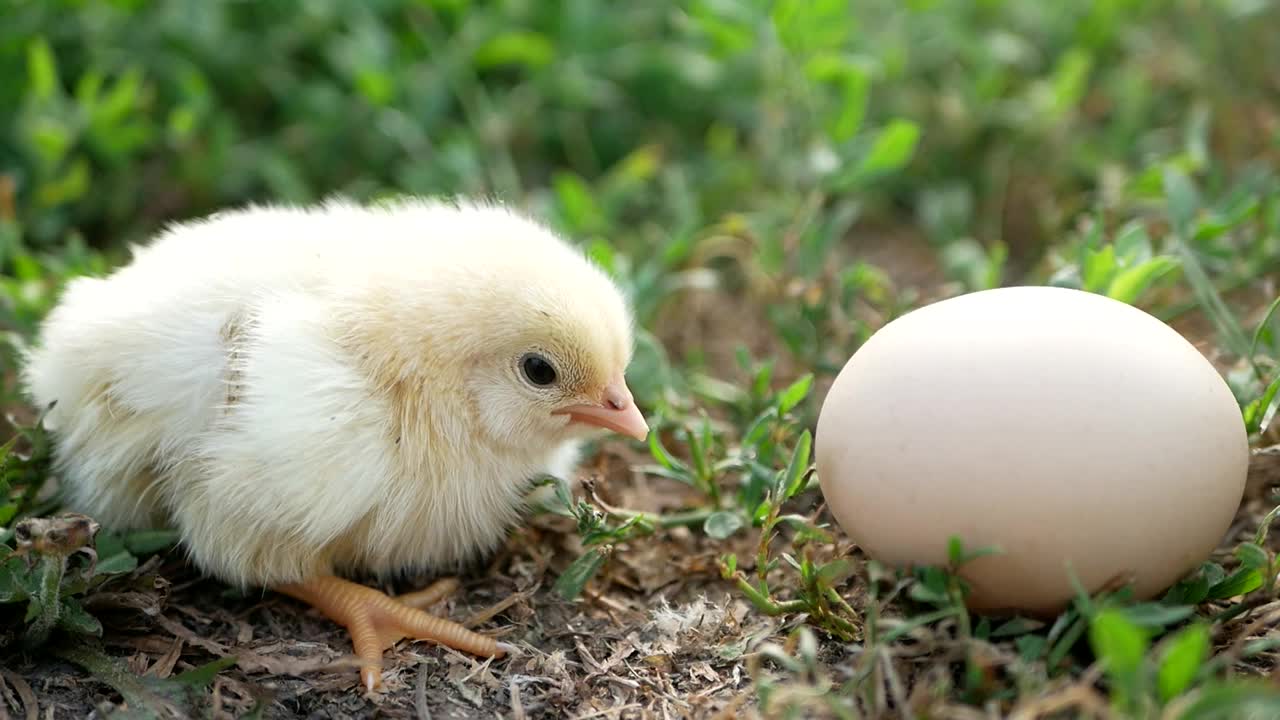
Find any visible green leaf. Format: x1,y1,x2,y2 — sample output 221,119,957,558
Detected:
780,430,812,499
776,373,813,414
908,566,951,605
36,156,91,206
1247,295,1280,362
832,67,870,142
1016,634,1047,661
94,532,127,562
0,557,28,603
743,407,779,447
1173,681,1280,719
474,31,554,69
771,0,854,55
58,596,103,636
1106,256,1180,305
1113,221,1154,262
171,656,237,687
1081,244,1117,292
815,558,854,584
947,537,1002,567
648,432,692,478
94,551,138,577
554,548,607,600
354,69,395,106
1234,542,1270,571
1047,614,1088,670
1207,567,1263,599
1161,166,1252,361
750,359,775,399
1243,374,1280,436
123,529,181,555
1089,609,1149,687
553,171,607,234
639,465,699,485
805,55,870,142
96,67,144,126
684,421,712,489
991,617,1045,638
1257,505,1280,547
1157,622,1209,702
703,511,744,540
877,606,961,644
25,555,66,646
1120,602,1196,628
27,37,60,101
751,499,772,525
1047,48,1092,117
1163,165,1201,233
1202,562,1227,588
721,553,737,576
854,119,920,178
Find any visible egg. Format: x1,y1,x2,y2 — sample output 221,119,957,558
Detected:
815,285,1249,616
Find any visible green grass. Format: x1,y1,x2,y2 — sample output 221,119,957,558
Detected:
3,0,1280,717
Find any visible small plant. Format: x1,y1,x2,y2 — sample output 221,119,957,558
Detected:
1,415,179,649
546,360,827,599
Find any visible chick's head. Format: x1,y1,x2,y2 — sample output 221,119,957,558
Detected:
460,243,648,449
355,201,650,452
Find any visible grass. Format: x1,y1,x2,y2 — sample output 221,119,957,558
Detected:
2,0,1280,717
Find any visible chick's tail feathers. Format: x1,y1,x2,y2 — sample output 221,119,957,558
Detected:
274,575,508,691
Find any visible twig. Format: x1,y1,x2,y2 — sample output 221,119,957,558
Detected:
571,704,643,719
0,670,37,720
509,676,527,720
1007,683,1113,720
146,637,184,679
585,482,715,530
462,583,538,628
153,614,361,676
414,663,432,720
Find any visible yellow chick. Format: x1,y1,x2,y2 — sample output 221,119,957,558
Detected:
20,197,649,690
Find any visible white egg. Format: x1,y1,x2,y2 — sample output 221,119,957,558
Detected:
815,286,1249,616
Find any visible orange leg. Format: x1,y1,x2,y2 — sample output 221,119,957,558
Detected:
276,575,509,691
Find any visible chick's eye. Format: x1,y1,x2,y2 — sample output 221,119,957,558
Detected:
521,353,558,386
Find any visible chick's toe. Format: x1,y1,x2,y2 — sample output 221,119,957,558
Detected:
276,575,505,691
392,577,460,611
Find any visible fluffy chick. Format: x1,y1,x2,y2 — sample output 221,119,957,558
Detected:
21,197,649,690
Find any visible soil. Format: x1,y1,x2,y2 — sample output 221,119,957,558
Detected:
0,468,795,719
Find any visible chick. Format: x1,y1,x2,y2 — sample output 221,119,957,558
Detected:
20,197,649,690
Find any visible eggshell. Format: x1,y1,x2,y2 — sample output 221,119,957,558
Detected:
815,286,1249,616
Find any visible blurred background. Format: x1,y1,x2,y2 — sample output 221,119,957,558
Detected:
2,0,1279,427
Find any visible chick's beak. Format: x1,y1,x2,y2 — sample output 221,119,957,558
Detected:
553,376,649,441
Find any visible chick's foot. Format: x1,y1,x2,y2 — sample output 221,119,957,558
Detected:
275,575,507,691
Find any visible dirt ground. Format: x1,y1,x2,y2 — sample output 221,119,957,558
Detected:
3,438,1279,720
4,233,1278,719
0,460,803,719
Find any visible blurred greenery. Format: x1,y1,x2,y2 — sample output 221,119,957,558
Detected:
3,0,1280,715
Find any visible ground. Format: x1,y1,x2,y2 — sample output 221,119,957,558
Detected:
3,396,1279,719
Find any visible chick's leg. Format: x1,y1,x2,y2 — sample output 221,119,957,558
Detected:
275,576,507,691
